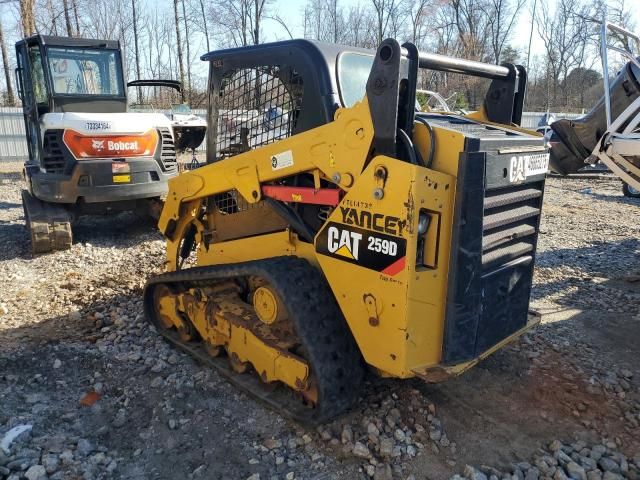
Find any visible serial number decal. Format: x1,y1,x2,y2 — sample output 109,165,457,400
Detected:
86,121,112,131
509,153,549,183
316,221,407,276
342,199,373,210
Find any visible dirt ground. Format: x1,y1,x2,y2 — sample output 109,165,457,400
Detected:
0,162,638,480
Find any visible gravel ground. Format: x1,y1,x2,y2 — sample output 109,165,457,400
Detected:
0,162,638,480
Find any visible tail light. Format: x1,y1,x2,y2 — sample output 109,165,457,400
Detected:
62,129,159,159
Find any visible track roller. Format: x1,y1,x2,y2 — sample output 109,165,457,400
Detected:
144,256,365,423
21,190,72,255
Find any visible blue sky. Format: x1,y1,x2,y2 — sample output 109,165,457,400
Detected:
0,0,638,87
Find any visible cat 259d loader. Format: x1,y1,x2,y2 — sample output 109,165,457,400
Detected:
144,39,549,422
15,35,178,254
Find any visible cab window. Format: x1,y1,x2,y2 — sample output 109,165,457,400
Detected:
28,45,47,104
337,52,374,107
46,47,123,96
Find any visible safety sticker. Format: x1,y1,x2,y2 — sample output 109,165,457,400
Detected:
112,174,131,183
270,150,294,170
112,162,130,174
316,222,407,276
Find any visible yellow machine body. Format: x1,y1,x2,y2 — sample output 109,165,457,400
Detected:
146,38,547,420
157,97,540,381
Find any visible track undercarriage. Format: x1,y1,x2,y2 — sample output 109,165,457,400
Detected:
144,257,364,423
21,190,72,254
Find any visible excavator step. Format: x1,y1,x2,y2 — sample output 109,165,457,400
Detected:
21,190,72,255
143,256,365,424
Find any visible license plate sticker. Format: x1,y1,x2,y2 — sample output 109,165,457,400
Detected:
112,162,130,174
509,153,549,182
113,174,131,183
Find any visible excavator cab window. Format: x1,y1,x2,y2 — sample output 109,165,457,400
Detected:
46,47,123,97
28,45,48,106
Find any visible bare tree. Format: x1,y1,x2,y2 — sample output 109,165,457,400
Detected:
181,0,192,102
535,0,595,108
482,0,526,63
21,0,36,36
408,0,431,46
212,0,271,47
173,0,186,102
0,17,15,106
371,0,401,44
72,0,80,35
62,0,74,36
198,0,210,51
132,0,142,103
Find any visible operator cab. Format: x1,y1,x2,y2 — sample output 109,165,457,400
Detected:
15,35,126,115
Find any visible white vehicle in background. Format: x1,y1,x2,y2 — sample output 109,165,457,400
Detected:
15,34,178,254
548,18,640,198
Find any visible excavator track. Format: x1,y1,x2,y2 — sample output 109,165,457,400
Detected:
143,256,365,424
21,190,72,255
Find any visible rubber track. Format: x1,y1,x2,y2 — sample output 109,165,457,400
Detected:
144,256,365,424
21,190,72,255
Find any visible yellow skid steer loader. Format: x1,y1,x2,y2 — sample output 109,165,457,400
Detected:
144,39,548,422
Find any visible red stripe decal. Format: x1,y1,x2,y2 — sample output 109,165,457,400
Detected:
381,256,406,276
261,185,341,206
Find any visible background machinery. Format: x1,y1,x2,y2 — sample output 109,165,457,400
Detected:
15,35,178,254
127,79,208,168
144,39,549,422
549,20,640,198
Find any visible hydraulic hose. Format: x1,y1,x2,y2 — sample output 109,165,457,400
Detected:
414,116,436,168
397,128,420,166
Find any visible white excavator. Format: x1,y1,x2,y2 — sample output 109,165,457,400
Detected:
549,19,640,198
15,34,179,254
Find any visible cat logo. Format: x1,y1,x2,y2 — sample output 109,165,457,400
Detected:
509,155,526,183
327,226,362,260
92,139,105,151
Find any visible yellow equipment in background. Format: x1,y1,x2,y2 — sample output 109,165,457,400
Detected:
144,39,549,422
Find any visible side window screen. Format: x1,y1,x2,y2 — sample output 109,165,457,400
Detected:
213,66,302,161
337,53,374,107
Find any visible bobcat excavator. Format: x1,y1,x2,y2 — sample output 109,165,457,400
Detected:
144,39,549,422
15,35,178,254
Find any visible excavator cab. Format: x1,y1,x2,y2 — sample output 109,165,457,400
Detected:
145,39,548,422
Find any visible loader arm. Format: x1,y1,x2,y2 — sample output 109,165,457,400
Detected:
158,98,375,249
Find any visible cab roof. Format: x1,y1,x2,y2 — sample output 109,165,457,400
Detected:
17,34,120,50
201,38,373,72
